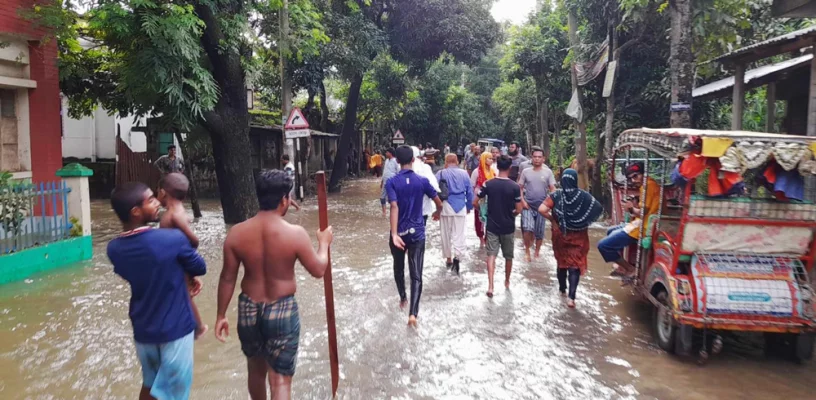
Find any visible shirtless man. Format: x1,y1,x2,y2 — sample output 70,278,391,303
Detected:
215,169,333,400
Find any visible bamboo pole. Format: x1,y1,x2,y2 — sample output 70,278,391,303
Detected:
315,171,339,397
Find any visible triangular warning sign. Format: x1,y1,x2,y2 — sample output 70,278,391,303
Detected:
285,108,310,130
393,130,404,140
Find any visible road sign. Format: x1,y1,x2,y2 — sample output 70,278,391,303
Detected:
392,130,405,144
285,108,310,130
285,129,311,139
670,102,692,112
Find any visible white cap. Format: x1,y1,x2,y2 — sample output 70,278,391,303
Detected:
412,146,421,158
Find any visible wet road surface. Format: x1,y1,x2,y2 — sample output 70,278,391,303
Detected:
1,178,815,399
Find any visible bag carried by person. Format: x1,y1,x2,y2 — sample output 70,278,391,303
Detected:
438,170,450,201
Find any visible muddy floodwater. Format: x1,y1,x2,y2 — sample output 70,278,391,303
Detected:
1,178,814,399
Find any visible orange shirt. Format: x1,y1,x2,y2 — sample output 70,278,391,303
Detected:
628,177,661,239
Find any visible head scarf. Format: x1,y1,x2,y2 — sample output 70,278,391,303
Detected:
477,152,495,187
550,169,604,233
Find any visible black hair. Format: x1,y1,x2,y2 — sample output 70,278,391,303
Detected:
386,147,395,157
111,182,150,223
496,155,512,171
395,145,414,166
159,173,189,201
510,141,520,147
256,169,293,211
282,154,291,162
530,146,545,157
167,145,177,151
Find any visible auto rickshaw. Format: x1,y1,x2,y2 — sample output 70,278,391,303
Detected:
610,128,816,363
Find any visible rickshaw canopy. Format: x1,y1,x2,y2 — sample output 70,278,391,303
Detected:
615,128,816,160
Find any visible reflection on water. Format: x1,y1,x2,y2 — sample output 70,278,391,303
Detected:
1,179,815,399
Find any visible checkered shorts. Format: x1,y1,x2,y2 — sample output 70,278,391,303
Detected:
237,293,300,376
521,208,546,240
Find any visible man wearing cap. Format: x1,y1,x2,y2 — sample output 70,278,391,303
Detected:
597,162,661,277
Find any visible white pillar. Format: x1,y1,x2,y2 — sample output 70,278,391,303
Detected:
56,164,93,236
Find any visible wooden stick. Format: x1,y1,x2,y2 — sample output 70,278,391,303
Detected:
315,171,339,397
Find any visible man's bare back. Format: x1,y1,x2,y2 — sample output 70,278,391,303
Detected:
222,212,332,303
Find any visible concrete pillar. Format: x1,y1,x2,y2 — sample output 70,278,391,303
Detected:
808,47,816,136
56,163,93,236
732,64,746,130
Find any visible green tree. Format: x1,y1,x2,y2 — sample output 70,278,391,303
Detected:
29,0,326,223
325,0,500,191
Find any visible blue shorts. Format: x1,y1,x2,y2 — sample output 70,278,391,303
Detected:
135,331,195,400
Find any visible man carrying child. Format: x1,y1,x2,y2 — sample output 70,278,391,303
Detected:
107,182,207,400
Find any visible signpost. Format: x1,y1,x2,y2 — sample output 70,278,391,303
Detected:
285,108,311,200
392,129,405,145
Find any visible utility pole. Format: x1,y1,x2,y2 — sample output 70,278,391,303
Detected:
567,10,589,190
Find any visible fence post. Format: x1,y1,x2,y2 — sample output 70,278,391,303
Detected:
56,163,94,236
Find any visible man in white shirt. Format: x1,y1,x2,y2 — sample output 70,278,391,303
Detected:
412,146,440,223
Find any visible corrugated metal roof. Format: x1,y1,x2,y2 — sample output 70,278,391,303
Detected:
693,54,813,98
712,26,816,63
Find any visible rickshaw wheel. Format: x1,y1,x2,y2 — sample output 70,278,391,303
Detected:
653,290,677,353
794,334,815,364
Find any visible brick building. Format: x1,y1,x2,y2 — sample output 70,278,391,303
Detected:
0,0,62,182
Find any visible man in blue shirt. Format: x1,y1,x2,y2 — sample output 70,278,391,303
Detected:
107,182,206,400
436,153,473,274
386,145,442,327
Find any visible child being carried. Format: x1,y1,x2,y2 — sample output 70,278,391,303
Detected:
158,173,208,339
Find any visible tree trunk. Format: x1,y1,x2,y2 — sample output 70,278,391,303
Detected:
319,80,330,132
174,130,202,218
328,73,364,192
669,0,693,128
196,2,258,223
595,21,618,202
567,10,589,189
542,101,550,161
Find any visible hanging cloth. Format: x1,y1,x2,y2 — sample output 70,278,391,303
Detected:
701,137,733,158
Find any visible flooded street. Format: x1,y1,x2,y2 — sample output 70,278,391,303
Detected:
1,178,815,399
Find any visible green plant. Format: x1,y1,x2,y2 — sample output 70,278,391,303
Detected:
0,172,32,237
69,216,82,237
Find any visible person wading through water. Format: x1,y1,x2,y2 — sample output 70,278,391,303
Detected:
470,151,495,248
215,170,333,400
539,168,604,308
475,155,522,298
386,146,443,327
436,153,474,274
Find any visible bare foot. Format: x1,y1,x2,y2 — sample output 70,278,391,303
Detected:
486,291,493,298
408,315,418,327
195,324,209,340
534,251,541,259
560,291,567,298
567,300,576,308
399,299,407,310
525,251,532,263
505,280,510,289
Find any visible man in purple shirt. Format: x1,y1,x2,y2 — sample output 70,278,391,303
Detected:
386,145,442,327
107,182,206,400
